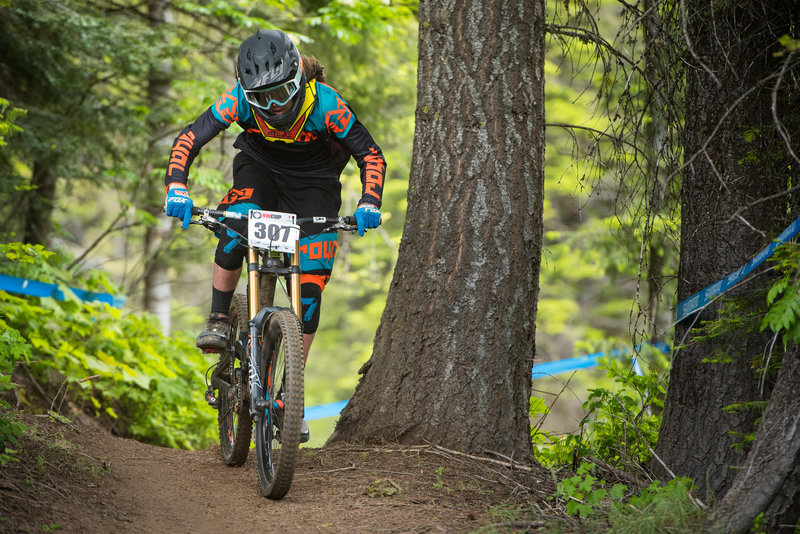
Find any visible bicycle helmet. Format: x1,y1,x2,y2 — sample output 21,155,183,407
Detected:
236,29,307,130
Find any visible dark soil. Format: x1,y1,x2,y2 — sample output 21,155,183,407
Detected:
0,412,561,533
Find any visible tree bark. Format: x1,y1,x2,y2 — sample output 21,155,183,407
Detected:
328,0,545,461
143,0,173,335
21,161,56,245
654,0,800,501
711,349,800,534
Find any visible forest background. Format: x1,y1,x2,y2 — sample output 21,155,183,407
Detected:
1,0,654,449
6,0,800,531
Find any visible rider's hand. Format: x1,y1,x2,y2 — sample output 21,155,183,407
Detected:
165,183,193,230
354,203,381,237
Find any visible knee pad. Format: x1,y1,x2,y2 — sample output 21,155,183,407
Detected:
300,282,322,334
213,203,257,270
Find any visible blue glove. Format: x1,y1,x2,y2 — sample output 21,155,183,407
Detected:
354,203,381,237
165,184,193,230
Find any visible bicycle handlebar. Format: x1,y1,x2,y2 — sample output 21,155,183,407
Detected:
189,207,357,229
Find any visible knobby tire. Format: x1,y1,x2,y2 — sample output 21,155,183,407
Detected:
217,294,252,466
255,308,304,499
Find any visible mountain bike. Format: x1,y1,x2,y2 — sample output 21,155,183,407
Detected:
190,206,356,499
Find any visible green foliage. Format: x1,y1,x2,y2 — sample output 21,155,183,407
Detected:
0,317,28,467
555,461,627,517
538,0,681,369
750,512,766,534
530,396,582,467
578,356,665,469
551,462,703,531
776,34,800,54
0,98,24,148
605,478,704,533
309,0,416,44
760,243,800,345
0,243,215,449
533,349,666,472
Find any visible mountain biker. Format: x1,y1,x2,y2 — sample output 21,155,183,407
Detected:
164,29,386,442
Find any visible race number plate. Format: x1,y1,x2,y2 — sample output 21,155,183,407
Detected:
248,210,299,253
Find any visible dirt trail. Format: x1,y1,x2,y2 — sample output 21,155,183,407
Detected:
0,413,555,533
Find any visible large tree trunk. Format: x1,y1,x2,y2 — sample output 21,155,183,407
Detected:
711,348,800,533
143,0,173,335
328,0,545,461
654,0,800,502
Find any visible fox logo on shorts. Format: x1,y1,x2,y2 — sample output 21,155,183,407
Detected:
221,188,254,205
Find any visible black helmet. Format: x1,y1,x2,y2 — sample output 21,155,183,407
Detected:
236,29,307,130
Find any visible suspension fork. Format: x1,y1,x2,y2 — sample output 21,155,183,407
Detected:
289,247,302,319
245,244,302,420
246,247,263,419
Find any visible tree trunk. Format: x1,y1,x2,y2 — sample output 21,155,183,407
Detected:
143,0,173,335
143,218,172,335
21,161,56,245
654,0,800,502
711,349,800,534
328,0,545,461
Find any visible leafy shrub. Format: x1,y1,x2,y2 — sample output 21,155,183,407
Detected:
578,355,664,470
0,317,30,466
551,462,703,532
555,461,627,517
532,352,665,471
0,243,216,449
606,477,704,533
760,243,800,346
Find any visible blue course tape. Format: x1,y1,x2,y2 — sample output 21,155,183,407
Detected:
532,350,621,377
675,215,800,323
0,273,127,308
306,343,671,420
306,400,348,421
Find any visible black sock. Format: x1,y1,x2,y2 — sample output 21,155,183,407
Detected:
210,287,235,316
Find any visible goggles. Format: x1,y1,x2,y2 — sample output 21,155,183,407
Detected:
243,68,303,111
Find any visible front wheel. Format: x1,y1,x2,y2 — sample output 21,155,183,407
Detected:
217,294,252,466
255,308,304,499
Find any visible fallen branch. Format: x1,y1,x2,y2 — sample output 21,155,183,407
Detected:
586,455,643,487
296,463,357,477
484,520,547,529
426,445,542,479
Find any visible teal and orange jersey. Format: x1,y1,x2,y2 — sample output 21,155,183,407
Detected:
165,79,386,208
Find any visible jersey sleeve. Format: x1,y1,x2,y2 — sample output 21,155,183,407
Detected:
316,83,387,208
164,84,249,188
339,119,387,208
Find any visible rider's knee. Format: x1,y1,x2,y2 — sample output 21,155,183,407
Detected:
300,281,324,334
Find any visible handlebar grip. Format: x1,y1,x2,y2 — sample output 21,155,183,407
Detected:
342,215,356,226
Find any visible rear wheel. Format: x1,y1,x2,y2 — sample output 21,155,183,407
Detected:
255,308,304,499
217,293,252,466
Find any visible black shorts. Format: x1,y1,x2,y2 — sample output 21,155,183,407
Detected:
214,151,343,333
